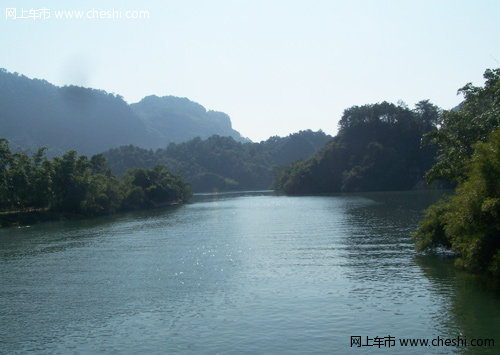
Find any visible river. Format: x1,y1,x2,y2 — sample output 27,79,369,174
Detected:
1,191,499,353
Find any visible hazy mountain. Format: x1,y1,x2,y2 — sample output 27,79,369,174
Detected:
131,95,246,144
0,68,246,156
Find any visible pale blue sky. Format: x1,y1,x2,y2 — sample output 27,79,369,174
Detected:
2,0,499,141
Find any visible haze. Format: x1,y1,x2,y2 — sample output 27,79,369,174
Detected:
2,0,499,141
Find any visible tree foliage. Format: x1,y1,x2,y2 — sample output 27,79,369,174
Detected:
424,68,500,184
0,141,191,217
121,165,192,210
102,130,332,192
414,68,500,277
414,128,500,276
275,101,439,194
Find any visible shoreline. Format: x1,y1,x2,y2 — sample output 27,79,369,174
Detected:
0,200,185,228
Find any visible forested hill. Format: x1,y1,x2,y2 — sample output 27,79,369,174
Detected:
275,101,440,194
102,130,332,192
0,68,245,156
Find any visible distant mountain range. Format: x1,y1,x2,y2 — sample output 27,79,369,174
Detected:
0,68,246,156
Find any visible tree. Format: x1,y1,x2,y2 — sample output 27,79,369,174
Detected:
5,153,33,209
414,100,441,129
414,128,500,276
275,101,439,194
0,139,13,210
424,69,500,184
29,148,52,208
81,174,123,215
122,165,192,209
102,130,331,192
51,151,92,213
0,140,192,221
90,154,110,175
414,68,500,277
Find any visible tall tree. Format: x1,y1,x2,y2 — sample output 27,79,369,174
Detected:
414,68,500,277
424,68,500,184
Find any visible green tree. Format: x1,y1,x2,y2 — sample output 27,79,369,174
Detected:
424,68,500,184
0,139,13,210
29,148,52,208
4,153,33,209
276,101,438,194
90,154,110,175
414,128,500,276
414,68,500,277
122,165,191,209
0,140,192,223
81,174,123,215
414,99,441,129
102,131,331,192
51,151,92,213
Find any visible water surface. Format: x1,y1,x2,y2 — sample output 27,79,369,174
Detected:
1,191,498,353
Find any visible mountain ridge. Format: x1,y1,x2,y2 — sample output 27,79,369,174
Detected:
130,94,246,144
0,68,247,156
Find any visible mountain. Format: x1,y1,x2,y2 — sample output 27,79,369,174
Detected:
102,130,332,192
0,69,149,156
0,68,246,156
131,95,246,144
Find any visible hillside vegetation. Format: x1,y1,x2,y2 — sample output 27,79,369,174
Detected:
275,100,439,193
103,130,332,192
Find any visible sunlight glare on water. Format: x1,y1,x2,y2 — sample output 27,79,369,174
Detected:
1,191,499,353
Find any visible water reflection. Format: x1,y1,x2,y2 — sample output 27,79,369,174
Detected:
416,255,500,353
1,191,499,353
0,205,183,259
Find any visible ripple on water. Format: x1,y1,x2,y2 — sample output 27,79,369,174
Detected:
1,191,499,354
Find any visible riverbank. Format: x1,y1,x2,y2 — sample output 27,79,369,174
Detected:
0,209,70,228
0,200,185,228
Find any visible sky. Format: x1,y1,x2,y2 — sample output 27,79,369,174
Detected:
2,0,500,142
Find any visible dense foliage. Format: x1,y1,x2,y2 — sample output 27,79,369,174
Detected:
424,68,500,184
0,68,244,156
102,130,332,192
275,100,439,194
414,69,500,277
0,139,191,218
